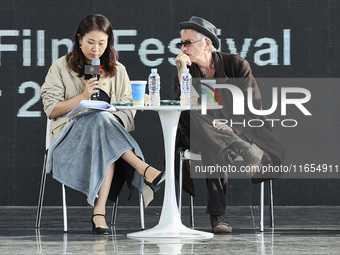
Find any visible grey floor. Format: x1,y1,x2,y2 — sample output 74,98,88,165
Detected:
0,206,339,255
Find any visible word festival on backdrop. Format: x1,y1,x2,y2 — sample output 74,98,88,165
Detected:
0,29,291,67
212,85,312,128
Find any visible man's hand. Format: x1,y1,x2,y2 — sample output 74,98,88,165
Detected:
212,120,234,133
175,53,192,81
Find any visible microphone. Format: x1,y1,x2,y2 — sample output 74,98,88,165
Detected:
84,58,101,100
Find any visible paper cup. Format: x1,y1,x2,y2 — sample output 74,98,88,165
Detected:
131,81,147,106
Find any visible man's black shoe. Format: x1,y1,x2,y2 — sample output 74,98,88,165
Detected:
210,215,232,233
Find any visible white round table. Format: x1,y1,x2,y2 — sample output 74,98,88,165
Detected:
115,105,221,239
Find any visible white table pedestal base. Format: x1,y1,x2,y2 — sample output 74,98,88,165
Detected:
127,222,213,239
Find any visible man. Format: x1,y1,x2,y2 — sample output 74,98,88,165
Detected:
174,16,285,233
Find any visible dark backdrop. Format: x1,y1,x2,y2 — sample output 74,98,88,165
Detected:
0,0,339,206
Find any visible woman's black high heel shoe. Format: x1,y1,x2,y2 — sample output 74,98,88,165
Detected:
91,214,111,235
143,165,165,192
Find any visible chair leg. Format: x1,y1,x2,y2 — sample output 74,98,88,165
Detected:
111,196,119,226
179,152,195,227
189,195,194,228
111,192,145,230
35,152,68,232
35,153,48,228
269,180,274,228
178,153,183,217
139,191,145,230
260,182,264,232
62,184,68,232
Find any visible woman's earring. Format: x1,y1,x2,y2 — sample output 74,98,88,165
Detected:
79,44,82,49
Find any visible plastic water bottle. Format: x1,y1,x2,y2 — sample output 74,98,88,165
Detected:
148,68,160,106
180,68,192,106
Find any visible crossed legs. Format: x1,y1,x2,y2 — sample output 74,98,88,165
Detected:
92,150,161,229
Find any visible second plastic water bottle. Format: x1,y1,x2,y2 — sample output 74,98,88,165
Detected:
180,68,192,106
148,68,160,106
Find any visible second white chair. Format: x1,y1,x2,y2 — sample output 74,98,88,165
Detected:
178,149,274,232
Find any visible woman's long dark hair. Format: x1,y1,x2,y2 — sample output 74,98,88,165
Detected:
66,14,118,77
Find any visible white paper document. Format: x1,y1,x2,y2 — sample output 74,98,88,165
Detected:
67,100,116,119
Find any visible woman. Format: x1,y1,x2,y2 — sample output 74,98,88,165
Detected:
41,14,163,235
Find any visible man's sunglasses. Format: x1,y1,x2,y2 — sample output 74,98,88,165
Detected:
176,39,202,49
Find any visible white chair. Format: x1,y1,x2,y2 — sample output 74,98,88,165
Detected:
178,149,274,232
35,119,145,232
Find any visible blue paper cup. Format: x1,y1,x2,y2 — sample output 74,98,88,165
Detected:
200,79,216,104
131,81,147,106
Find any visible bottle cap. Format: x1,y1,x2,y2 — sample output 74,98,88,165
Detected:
151,68,157,73
183,68,189,73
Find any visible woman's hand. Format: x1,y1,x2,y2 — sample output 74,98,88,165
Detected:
49,77,99,119
82,77,100,99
